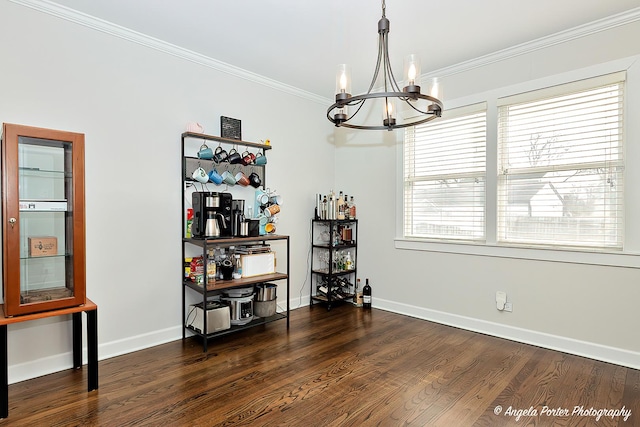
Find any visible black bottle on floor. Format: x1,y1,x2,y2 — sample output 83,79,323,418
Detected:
363,279,372,309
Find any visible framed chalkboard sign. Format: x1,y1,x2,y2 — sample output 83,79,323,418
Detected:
220,116,242,140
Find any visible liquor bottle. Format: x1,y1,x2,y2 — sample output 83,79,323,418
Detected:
328,193,335,220
349,196,356,219
206,249,216,284
321,195,327,220
316,194,322,220
337,191,345,220
354,278,362,306
344,194,350,219
363,278,372,309
345,252,353,270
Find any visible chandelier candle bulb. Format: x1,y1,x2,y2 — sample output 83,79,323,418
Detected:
403,54,421,93
335,64,351,100
383,98,396,127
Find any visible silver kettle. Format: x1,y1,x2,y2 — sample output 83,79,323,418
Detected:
205,212,227,237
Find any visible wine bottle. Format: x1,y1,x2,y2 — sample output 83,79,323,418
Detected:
363,278,372,309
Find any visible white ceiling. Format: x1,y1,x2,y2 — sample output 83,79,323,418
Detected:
46,0,640,100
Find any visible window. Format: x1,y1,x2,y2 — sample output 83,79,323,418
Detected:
497,73,625,249
403,105,487,241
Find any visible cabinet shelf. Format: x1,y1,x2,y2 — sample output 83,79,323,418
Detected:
186,311,287,339
184,272,288,293
184,234,287,246
311,269,355,277
312,243,356,249
310,294,355,304
19,200,68,212
19,253,68,261
182,132,272,151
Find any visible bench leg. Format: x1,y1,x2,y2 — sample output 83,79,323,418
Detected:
72,312,82,369
86,308,98,391
1,325,8,419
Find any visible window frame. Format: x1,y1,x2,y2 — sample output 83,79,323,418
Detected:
496,72,625,250
402,103,488,242
395,59,640,269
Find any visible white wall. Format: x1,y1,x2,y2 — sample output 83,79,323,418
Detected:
335,17,640,368
0,1,333,383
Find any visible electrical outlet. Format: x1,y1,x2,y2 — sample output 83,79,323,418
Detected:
504,302,513,312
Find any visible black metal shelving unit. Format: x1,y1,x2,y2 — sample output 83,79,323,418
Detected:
310,219,358,310
181,132,289,352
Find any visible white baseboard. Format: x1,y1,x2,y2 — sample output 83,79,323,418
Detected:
374,298,640,370
11,296,636,384
9,325,182,384
7,298,313,385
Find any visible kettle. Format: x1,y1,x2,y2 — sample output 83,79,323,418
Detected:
205,212,227,237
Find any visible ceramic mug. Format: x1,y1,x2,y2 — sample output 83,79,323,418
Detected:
265,223,276,234
249,172,262,188
257,213,269,225
192,167,209,184
208,168,223,185
197,144,214,160
235,171,250,186
222,170,237,185
213,146,229,163
269,192,283,206
256,189,269,205
228,148,242,164
241,150,256,166
254,152,267,166
264,204,280,217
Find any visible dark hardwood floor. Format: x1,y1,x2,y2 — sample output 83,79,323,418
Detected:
2,305,638,426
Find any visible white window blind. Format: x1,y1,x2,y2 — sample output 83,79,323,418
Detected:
497,73,625,249
404,105,486,241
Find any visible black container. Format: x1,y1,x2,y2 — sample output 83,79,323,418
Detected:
248,219,260,237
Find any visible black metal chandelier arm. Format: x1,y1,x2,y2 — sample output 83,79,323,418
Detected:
327,91,443,127
337,91,442,105
403,98,442,116
382,34,402,93
330,113,441,131
365,34,385,95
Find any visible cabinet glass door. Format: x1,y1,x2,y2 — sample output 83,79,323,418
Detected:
2,124,85,316
19,139,73,304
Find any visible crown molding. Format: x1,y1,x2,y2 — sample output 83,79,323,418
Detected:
426,7,640,79
10,0,640,102
9,0,330,105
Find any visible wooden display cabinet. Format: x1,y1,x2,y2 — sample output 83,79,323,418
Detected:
1,123,85,316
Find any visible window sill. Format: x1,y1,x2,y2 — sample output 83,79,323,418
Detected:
395,238,640,269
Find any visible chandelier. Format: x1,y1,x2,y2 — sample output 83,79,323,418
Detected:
327,0,443,131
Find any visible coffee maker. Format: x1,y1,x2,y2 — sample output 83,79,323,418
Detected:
231,199,246,237
192,192,233,238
